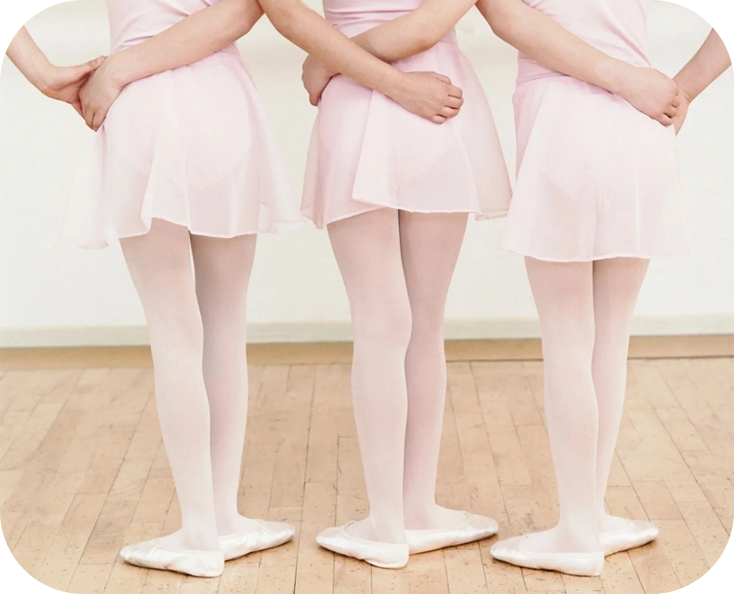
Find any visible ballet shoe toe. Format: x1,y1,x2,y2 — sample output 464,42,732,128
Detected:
601,520,659,556
316,523,409,569
407,512,499,554
490,536,604,577
119,539,224,578
220,520,296,561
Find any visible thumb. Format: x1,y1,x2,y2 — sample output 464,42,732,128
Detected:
75,56,106,77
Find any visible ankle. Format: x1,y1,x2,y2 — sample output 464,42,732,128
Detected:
403,501,438,527
363,516,407,544
216,514,259,536
215,510,242,531
554,525,602,552
179,525,220,551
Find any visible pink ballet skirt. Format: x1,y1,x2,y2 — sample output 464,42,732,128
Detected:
66,0,301,249
302,1,511,228
500,0,690,262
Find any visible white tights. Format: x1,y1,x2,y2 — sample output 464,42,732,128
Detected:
523,257,649,553
120,219,258,551
328,208,469,544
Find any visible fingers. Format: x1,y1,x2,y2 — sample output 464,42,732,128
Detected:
657,113,674,127
84,106,96,130
446,95,464,109
92,109,107,132
664,104,678,118
71,101,84,119
448,84,463,99
671,95,681,108
433,73,452,85
440,106,460,120
77,58,103,77
431,114,448,125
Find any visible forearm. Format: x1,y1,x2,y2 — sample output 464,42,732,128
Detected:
260,0,405,97
348,0,477,64
675,30,731,102
480,0,637,95
109,0,263,87
6,27,53,91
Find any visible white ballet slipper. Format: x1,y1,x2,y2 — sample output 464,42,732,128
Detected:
316,523,409,569
119,539,224,578
220,520,296,561
601,520,659,556
406,512,499,554
490,535,604,577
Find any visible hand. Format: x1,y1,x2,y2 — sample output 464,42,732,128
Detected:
37,57,105,117
617,66,680,126
79,56,126,132
389,71,464,124
302,55,335,106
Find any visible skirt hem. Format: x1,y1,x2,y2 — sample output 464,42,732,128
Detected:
305,205,509,229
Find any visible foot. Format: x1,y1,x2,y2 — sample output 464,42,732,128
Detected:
520,527,602,555
405,507,499,554
490,533,604,577
119,530,223,578
218,516,296,561
344,517,407,544
317,522,409,569
599,515,659,556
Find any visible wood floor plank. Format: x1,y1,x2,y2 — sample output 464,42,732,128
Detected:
1,353,730,594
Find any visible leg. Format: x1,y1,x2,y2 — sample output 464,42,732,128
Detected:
190,233,257,534
398,211,471,529
592,258,650,530
519,258,601,553
119,220,218,552
328,209,412,544
189,233,295,561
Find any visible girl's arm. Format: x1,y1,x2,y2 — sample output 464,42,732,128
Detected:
80,0,264,130
478,0,679,124
672,30,731,134
257,0,464,123
305,0,679,126
5,27,104,116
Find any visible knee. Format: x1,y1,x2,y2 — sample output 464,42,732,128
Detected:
352,298,413,352
542,332,595,375
408,305,445,341
147,307,204,361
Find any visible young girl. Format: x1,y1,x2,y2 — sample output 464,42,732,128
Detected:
491,8,730,577
7,0,461,578
293,0,680,570
675,27,734,131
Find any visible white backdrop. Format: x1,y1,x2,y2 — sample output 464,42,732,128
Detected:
1,1,733,346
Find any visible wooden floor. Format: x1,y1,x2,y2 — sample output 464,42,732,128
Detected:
0,346,732,594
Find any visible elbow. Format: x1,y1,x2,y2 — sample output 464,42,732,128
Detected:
262,3,300,40
485,5,515,44
232,2,264,36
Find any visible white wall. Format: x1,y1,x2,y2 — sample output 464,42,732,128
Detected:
1,1,733,346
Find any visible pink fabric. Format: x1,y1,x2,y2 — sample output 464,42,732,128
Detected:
501,0,690,262
67,0,301,249
302,0,512,228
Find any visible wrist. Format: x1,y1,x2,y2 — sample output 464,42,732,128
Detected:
379,68,407,100
313,57,337,80
598,59,635,97
30,59,56,94
104,51,135,88
674,74,697,104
